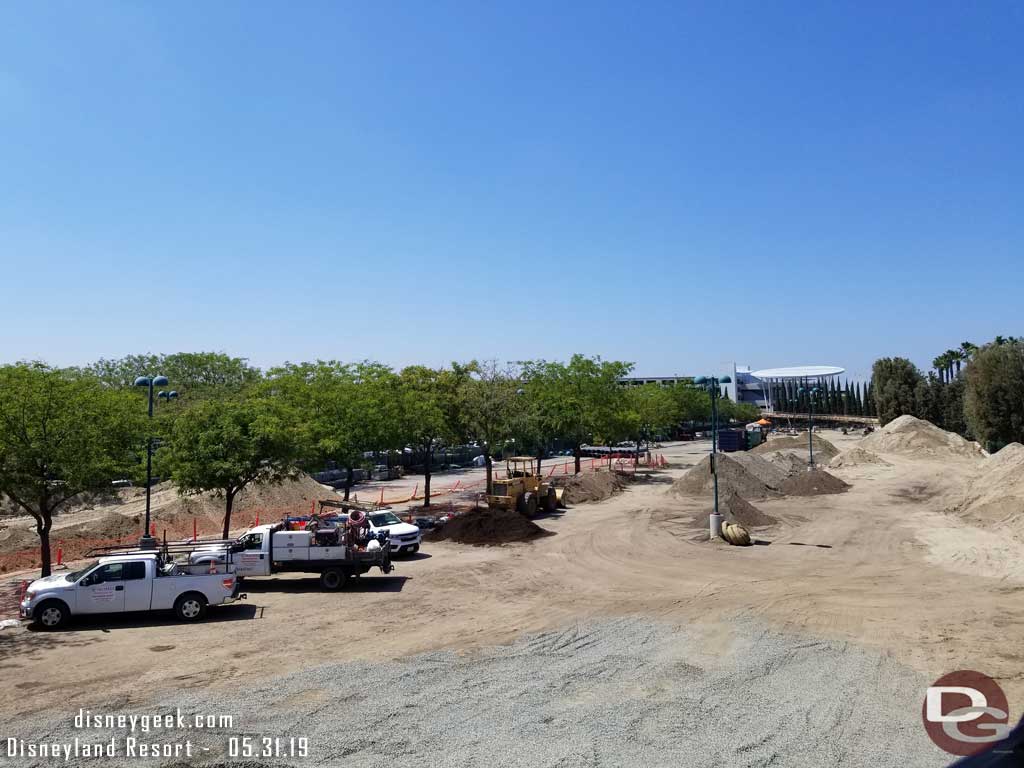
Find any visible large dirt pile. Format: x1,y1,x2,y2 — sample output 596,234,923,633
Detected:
720,493,777,527
950,444,1024,534
753,434,839,461
670,454,782,500
768,451,809,476
551,471,627,504
861,415,984,459
0,473,338,572
829,447,892,469
779,469,850,496
426,507,554,546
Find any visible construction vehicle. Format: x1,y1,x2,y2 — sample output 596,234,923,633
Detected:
487,457,565,516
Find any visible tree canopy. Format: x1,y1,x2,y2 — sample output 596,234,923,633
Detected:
0,364,140,574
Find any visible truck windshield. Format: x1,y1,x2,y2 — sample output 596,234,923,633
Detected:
66,561,98,582
369,513,402,526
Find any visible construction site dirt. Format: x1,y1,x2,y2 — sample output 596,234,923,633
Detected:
2,426,1022,766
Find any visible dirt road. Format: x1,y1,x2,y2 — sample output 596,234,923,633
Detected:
2,433,1020,765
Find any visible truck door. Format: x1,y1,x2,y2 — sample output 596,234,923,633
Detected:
77,563,127,614
122,560,151,611
234,531,270,576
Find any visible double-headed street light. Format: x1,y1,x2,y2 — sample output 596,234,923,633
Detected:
133,375,176,548
693,374,732,539
797,386,821,470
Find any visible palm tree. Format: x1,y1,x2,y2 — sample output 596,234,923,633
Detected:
994,335,1007,346
933,353,948,384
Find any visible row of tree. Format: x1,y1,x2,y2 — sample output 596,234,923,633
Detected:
0,353,757,575
871,336,1024,450
768,378,876,418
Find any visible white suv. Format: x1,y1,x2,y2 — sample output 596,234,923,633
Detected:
367,511,421,555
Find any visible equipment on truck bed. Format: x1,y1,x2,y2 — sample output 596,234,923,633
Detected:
486,457,565,516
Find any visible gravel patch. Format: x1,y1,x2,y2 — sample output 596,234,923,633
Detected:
6,618,945,767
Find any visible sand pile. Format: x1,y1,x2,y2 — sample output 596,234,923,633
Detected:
719,493,777,527
551,471,627,504
426,507,554,546
779,469,850,496
950,445,1024,533
829,447,892,468
670,454,781,500
986,442,1024,470
753,435,839,462
769,451,811,475
861,415,984,459
0,473,338,572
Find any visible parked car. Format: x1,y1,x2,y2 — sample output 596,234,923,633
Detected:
367,511,421,555
21,551,240,630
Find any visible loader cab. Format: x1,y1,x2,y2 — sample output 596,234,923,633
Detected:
506,457,540,478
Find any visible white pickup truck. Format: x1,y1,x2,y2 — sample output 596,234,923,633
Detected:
191,521,393,591
20,552,240,630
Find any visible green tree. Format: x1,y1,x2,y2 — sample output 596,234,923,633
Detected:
90,352,260,395
398,365,465,507
964,340,1024,450
0,364,141,576
165,394,300,539
623,384,678,455
458,361,521,493
871,357,923,426
518,355,633,474
266,361,402,500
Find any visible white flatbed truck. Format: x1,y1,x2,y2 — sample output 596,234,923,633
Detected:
191,522,393,591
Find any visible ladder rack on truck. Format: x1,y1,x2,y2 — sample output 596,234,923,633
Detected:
86,538,240,576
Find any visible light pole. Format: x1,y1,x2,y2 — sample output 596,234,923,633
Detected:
798,386,821,470
694,374,732,539
133,375,175,548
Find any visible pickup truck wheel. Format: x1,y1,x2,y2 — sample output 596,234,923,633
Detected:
34,600,68,630
174,593,208,621
320,568,349,591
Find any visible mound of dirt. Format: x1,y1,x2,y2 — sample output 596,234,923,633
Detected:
670,454,780,500
0,472,340,572
950,444,1024,534
987,442,1024,470
861,415,984,459
767,451,809,476
753,434,839,461
779,469,850,496
551,471,627,504
425,507,554,546
720,493,777,527
829,447,892,468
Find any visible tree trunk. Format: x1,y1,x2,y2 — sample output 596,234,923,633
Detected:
484,449,493,494
574,443,582,474
344,466,354,501
537,445,545,479
37,517,53,578
423,446,432,508
222,488,235,540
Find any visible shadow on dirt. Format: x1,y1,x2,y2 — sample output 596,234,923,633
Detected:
242,575,410,594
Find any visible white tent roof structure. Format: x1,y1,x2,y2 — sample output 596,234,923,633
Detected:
750,366,845,413
752,365,845,379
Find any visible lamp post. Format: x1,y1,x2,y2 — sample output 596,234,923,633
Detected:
798,386,821,470
133,376,176,548
694,374,732,539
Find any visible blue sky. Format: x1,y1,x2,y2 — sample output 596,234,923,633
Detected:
2,1,1021,381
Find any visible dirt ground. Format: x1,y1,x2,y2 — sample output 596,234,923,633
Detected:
2,430,1022,765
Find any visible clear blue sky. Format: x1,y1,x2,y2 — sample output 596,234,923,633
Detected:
2,1,1021,382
